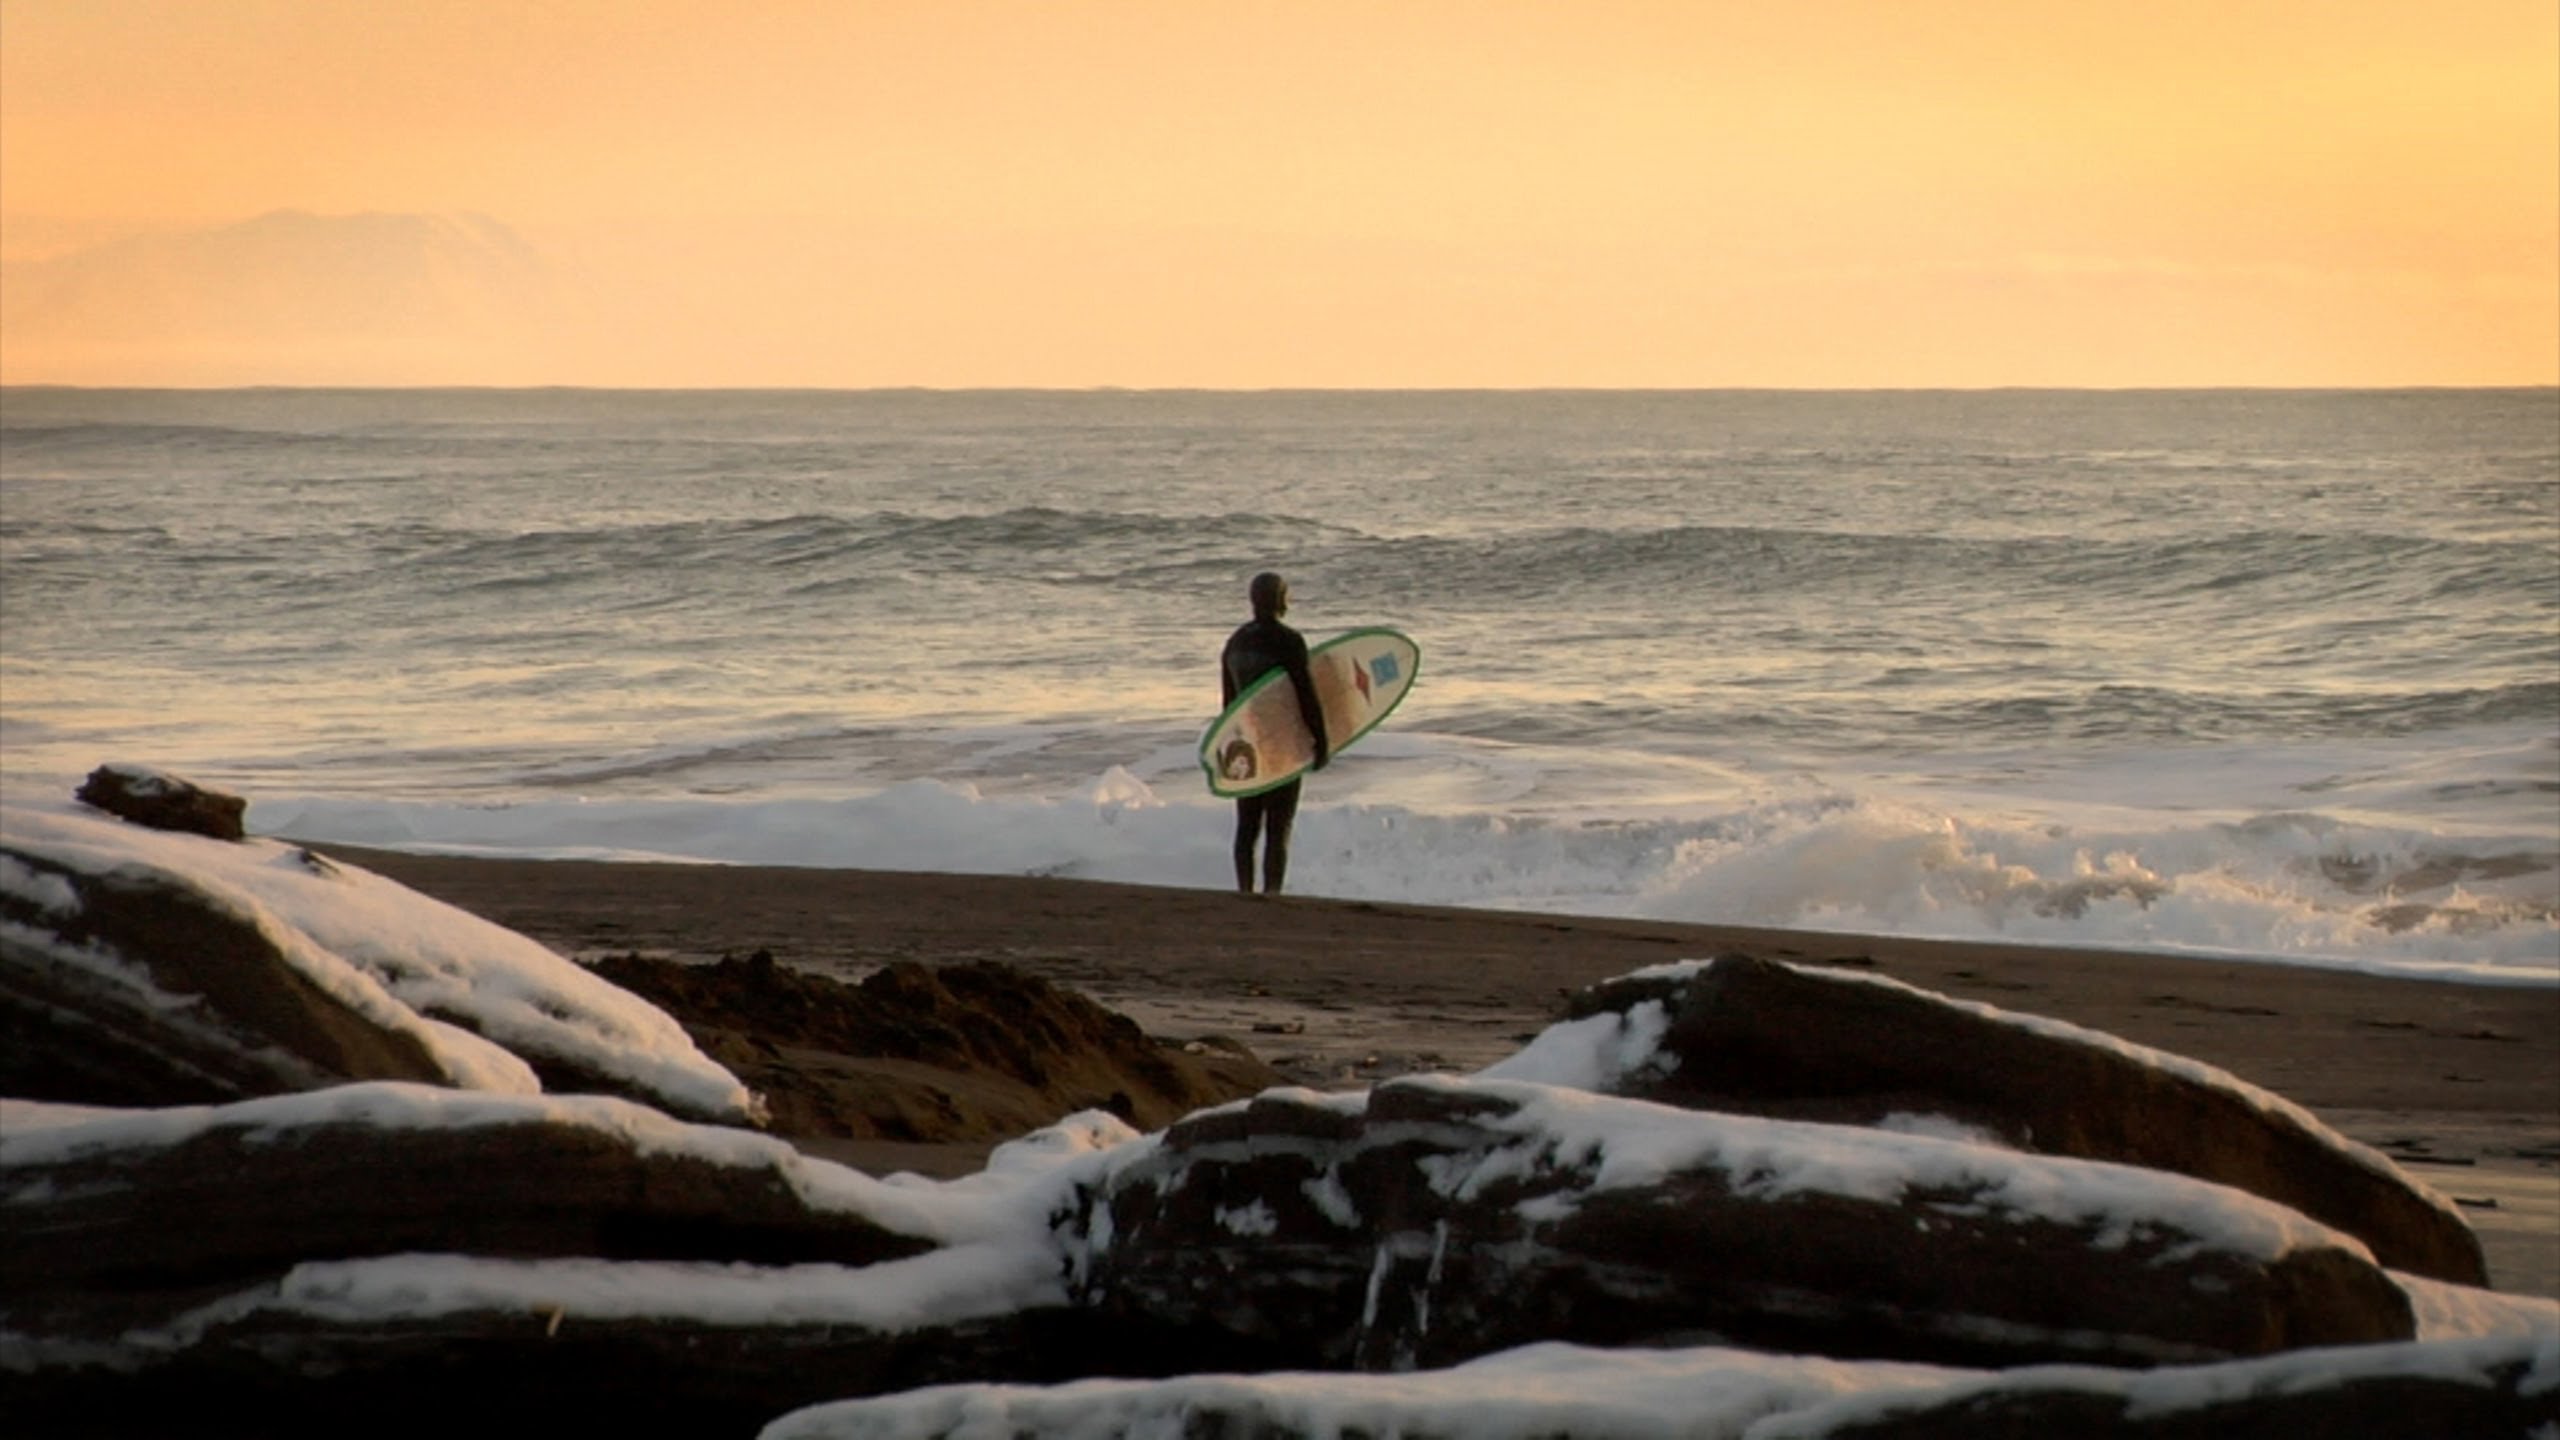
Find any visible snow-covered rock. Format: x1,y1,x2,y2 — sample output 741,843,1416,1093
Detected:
0,779,2542,1437
1075,1076,2415,1374
1,1084,938,1296
1,799,761,1125
764,1335,2560,1440
1493,953,2486,1286
0,1098,1141,1437
2,839,479,1104
1,1002,2545,1437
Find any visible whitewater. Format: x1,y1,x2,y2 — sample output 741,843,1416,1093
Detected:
2,387,2553,980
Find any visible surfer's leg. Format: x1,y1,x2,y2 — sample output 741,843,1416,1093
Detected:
1262,780,1302,894
1232,796,1264,893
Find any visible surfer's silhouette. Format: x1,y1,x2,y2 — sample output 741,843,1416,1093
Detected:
1221,571,1328,894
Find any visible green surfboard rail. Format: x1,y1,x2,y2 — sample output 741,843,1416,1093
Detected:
1199,626,1422,798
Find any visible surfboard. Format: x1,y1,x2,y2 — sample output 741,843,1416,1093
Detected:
1200,626,1420,798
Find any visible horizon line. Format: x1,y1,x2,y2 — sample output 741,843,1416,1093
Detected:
7,382,2556,397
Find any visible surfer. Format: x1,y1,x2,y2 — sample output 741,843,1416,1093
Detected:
1222,571,1328,895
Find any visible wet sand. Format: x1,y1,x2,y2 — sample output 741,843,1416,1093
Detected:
312,847,2560,1298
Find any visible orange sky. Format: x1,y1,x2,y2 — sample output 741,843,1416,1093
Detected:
2,0,2553,387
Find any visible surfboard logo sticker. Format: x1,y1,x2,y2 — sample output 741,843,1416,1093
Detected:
1370,653,1400,687
1218,738,1260,781
1353,660,1373,702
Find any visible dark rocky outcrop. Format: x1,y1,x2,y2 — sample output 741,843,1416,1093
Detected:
1,1090,934,1295
592,952,1282,1144
1077,1078,2415,1375
0,1302,1137,1440
1,1070,2455,1440
0,847,460,1106
0,1088,1175,1439
1565,954,2487,1286
73,764,246,841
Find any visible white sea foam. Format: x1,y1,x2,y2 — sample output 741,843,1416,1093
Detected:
234,721,2559,983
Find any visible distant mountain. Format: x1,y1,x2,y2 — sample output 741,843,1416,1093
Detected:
0,210,557,384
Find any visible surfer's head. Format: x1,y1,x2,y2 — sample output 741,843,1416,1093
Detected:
1249,571,1289,619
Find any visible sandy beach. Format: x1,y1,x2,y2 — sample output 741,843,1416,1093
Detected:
313,846,2560,1299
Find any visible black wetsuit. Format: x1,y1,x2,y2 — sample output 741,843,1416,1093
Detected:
1221,616,1328,894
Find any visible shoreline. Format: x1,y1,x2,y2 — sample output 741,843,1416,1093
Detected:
308,845,2560,1297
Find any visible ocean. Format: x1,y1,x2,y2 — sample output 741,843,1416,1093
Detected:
3,387,2554,980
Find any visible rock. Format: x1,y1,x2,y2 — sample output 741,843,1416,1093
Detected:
755,1336,2560,1440
1,804,764,1126
1078,1076,2414,1375
0,1085,935,1295
1795,1341,2560,1438
1556,955,2487,1286
590,954,1283,1144
0,846,465,1106
73,763,245,841
0,1293,1124,1440
0,1100,1178,1440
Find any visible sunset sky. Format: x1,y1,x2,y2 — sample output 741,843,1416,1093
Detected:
3,0,2553,388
